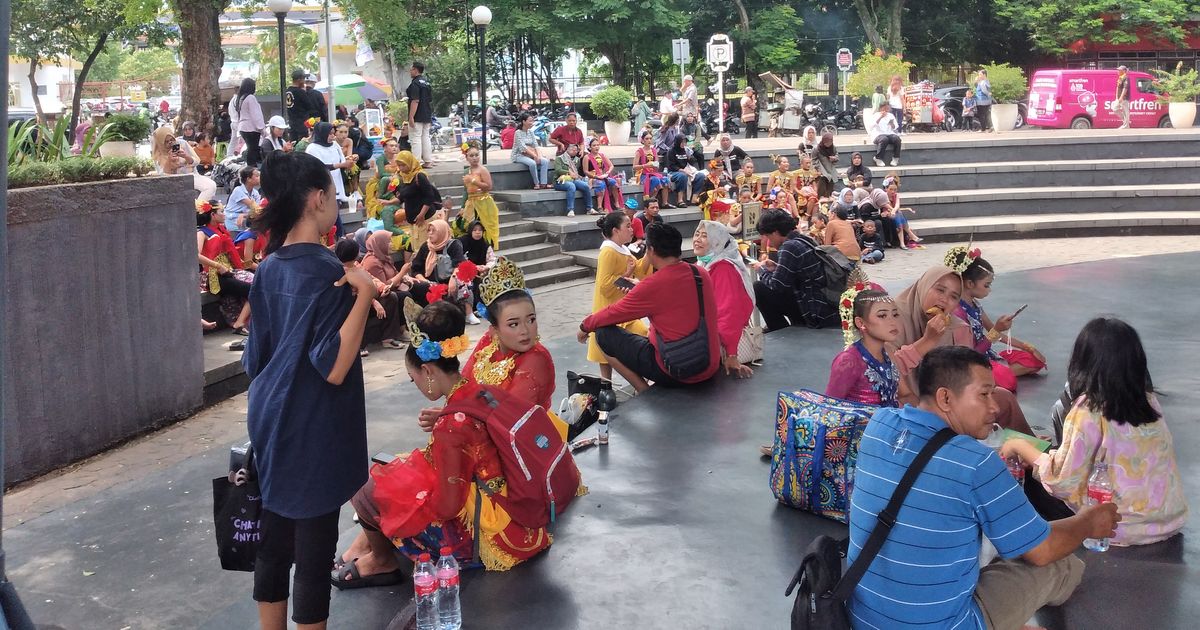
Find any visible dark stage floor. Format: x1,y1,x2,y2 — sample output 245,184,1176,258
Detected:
9,253,1200,629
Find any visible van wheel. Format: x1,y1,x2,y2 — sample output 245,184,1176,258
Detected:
1158,116,1173,128
1070,117,1092,130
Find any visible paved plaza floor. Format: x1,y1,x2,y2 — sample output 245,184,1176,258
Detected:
5,236,1200,628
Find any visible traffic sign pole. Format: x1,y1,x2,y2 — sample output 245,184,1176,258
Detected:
837,47,853,112
706,33,734,134
717,71,724,133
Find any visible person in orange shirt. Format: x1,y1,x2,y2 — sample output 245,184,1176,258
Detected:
824,207,861,262
193,132,216,175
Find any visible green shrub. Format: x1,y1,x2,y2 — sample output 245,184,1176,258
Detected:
1151,62,1200,103
105,113,153,142
7,157,155,189
845,47,914,99
979,63,1028,103
591,86,634,122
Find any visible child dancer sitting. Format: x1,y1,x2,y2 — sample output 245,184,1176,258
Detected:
883,175,921,249
825,284,905,406
736,161,763,201
946,247,1046,389
1002,317,1187,546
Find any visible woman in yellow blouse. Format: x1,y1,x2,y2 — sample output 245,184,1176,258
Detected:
587,212,653,380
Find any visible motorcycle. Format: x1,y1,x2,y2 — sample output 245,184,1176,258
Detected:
212,153,246,196
701,99,741,136
531,115,552,146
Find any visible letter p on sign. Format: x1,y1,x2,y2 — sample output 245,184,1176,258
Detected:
707,34,733,73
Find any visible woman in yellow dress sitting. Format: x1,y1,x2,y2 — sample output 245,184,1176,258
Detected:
586,212,654,381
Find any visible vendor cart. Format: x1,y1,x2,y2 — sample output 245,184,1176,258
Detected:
902,81,945,132
759,72,805,136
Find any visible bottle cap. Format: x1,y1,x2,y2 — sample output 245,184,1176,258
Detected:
440,546,453,556
419,553,431,561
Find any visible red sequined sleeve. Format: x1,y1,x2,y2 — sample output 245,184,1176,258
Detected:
508,345,557,409
426,415,488,522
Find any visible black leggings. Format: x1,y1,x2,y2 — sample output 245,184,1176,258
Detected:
216,273,252,298
253,508,341,624
241,131,263,167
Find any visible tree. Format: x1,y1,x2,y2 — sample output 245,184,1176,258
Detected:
11,0,75,117
851,0,907,55
171,0,230,134
118,49,180,91
254,26,319,96
993,0,1200,53
743,5,806,73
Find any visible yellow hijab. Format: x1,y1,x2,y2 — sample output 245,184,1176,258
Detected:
394,150,424,184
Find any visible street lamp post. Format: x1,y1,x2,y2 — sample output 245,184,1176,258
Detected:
472,6,492,164
267,0,294,117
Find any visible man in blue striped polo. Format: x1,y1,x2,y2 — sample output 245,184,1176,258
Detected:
847,347,1120,630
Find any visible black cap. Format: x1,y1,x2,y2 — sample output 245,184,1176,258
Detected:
291,68,306,81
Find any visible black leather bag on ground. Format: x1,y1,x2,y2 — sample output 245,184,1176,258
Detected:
212,446,262,572
654,264,712,380
786,428,955,629
562,371,604,441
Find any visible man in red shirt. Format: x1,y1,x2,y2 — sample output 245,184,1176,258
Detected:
549,112,585,156
577,223,720,392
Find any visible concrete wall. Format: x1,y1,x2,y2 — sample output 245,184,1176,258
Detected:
5,175,204,485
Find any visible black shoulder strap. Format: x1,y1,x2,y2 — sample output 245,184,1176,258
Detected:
830,427,956,600
687,263,705,325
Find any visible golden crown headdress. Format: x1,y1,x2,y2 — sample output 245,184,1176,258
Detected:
479,257,528,307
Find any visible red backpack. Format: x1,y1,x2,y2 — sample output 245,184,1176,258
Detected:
445,386,582,529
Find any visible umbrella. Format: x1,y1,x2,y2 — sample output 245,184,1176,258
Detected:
315,74,392,105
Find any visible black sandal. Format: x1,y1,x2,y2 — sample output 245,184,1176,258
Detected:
330,558,406,591
232,327,250,336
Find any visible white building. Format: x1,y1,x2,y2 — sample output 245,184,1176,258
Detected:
7,56,77,115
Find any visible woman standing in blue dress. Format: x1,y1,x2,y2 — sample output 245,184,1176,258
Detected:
243,150,377,629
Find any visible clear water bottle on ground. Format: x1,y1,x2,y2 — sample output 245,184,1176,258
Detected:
414,553,440,630
436,546,462,630
1083,459,1114,552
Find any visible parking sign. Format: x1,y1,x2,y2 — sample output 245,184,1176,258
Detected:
837,48,853,71
707,34,733,73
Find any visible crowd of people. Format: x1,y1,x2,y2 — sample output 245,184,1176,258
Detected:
193,64,1189,630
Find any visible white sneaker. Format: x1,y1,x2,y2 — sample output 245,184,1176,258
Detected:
466,313,482,325
567,210,575,217
890,159,899,167
874,158,885,167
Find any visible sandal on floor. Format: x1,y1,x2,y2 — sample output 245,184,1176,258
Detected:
232,327,250,336
359,349,370,358
383,339,404,349
229,340,246,352
330,558,405,591
759,444,773,458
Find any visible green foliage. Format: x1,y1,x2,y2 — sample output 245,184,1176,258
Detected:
255,27,319,96
979,62,1027,103
845,47,913,99
994,0,1200,54
425,38,475,113
105,113,153,142
386,100,409,123
117,48,179,85
741,5,806,73
8,156,155,189
7,118,117,164
1152,61,1200,103
590,87,634,121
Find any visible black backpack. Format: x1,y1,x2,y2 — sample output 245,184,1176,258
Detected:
792,233,852,305
786,429,955,630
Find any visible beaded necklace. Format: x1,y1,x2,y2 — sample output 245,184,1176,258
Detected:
472,336,517,386
853,340,899,408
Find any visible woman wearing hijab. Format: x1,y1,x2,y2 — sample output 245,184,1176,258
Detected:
233,78,265,167
392,150,443,247
797,125,819,159
458,219,496,314
813,133,839,199
399,219,474,317
353,227,372,259
693,221,755,378
152,125,218,201
843,152,872,187
305,121,354,203
889,265,1034,433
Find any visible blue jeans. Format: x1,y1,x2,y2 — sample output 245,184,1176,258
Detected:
862,249,884,263
555,179,592,212
668,171,705,194
513,154,550,186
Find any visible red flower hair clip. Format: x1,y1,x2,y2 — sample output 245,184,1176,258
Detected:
427,283,448,303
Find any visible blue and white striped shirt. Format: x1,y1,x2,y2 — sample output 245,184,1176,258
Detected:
847,406,1050,629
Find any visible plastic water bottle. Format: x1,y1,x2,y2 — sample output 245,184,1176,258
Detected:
1083,460,1114,552
436,547,462,630
414,553,439,630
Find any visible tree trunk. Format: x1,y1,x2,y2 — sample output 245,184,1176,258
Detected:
28,59,44,120
69,33,108,135
598,44,627,89
173,0,229,134
852,0,905,56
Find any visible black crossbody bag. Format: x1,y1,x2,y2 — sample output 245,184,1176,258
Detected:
786,428,956,629
654,264,712,380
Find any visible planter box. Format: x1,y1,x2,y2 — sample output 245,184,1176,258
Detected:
5,174,203,485
604,120,632,146
99,140,137,157
1169,102,1196,128
991,103,1020,132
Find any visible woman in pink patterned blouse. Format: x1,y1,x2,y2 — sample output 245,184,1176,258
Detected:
826,287,905,407
1003,317,1188,546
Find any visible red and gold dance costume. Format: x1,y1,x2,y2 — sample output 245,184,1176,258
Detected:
198,222,244,294
391,380,553,571
463,331,556,411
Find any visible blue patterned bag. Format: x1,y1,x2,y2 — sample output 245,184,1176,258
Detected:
769,390,877,523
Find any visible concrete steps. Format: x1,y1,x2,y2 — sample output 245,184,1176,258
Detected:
496,212,594,287
885,157,1200,192
902,183,1200,219
530,206,704,251
910,210,1200,241
493,183,644,217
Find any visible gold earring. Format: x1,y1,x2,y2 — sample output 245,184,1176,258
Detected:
426,373,435,395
